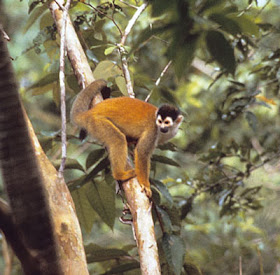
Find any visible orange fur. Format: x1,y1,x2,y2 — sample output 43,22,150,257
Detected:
71,82,158,197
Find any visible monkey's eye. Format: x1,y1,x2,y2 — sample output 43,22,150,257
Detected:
157,118,162,124
163,117,173,126
164,120,171,126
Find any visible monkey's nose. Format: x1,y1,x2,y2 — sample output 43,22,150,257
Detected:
160,127,168,133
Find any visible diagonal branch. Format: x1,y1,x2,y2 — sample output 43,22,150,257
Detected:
120,2,149,45
145,60,172,102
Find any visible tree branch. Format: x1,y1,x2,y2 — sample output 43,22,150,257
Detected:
145,60,172,102
0,31,64,275
58,0,71,176
49,0,99,92
120,2,148,45
118,44,135,97
118,2,148,98
122,179,161,275
117,2,161,273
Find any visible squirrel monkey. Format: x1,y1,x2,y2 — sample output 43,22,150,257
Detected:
71,79,183,197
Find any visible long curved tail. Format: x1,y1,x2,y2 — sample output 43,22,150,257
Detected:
70,79,108,126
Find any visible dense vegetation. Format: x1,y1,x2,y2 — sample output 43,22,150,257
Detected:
1,0,280,274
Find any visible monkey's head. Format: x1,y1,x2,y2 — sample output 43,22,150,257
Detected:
156,104,183,144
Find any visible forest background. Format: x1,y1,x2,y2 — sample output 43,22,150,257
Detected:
1,0,280,274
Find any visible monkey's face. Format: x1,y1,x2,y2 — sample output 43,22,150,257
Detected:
156,109,183,145
156,115,174,134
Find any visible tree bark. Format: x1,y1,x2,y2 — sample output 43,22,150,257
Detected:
0,18,89,275
26,115,89,275
0,28,63,275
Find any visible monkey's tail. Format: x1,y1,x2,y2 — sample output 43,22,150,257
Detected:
70,79,108,126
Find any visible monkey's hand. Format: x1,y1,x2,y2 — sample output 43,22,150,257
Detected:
114,169,136,182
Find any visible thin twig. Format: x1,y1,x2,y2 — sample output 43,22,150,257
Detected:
119,2,148,97
120,2,148,45
145,60,172,102
58,0,71,177
84,2,123,37
155,60,172,86
119,45,135,97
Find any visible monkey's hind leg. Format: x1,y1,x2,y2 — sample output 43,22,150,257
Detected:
134,131,157,198
88,116,136,182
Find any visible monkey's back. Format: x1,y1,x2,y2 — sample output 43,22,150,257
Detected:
81,97,158,138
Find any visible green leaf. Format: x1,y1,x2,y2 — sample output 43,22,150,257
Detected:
93,60,122,81
209,13,241,35
162,233,185,275
68,175,88,192
165,206,182,232
71,184,96,233
39,11,54,30
158,142,178,152
83,157,110,184
68,157,110,191
205,30,236,75
245,111,257,132
86,149,106,170
151,179,173,207
66,74,80,93
156,207,173,233
115,75,128,96
24,3,48,33
85,180,116,229
152,155,180,167
104,46,117,56
30,84,53,95
227,13,259,36
28,73,58,90
199,0,225,14
85,243,129,263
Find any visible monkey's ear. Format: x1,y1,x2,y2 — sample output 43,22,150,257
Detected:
79,129,88,141
101,86,111,99
175,115,184,124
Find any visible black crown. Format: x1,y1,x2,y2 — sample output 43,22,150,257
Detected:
157,104,180,120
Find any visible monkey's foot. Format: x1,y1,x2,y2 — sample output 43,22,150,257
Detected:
141,185,152,198
114,169,136,182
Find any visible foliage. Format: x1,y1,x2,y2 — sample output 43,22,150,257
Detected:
2,0,280,274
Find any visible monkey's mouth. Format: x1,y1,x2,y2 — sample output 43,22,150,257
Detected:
160,128,168,133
